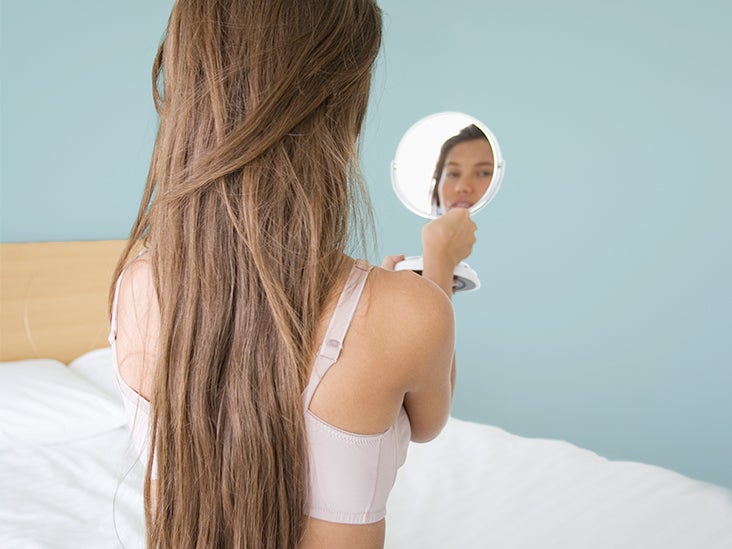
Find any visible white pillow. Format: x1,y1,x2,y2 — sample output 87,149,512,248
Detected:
68,347,122,404
0,358,126,449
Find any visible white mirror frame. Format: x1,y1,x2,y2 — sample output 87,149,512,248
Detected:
391,111,505,219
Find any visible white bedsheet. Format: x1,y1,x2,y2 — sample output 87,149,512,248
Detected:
2,349,731,548
0,429,145,549
2,418,731,549
387,418,732,548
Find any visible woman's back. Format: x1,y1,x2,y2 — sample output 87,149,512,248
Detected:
113,254,454,548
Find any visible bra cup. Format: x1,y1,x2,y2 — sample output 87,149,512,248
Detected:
305,407,411,524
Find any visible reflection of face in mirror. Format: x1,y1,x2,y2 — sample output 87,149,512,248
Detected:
391,112,504,219
431,124,494,215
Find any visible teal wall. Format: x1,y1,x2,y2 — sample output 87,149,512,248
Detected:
2,1,730,488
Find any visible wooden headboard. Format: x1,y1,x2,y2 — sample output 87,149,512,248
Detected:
0,240,127,363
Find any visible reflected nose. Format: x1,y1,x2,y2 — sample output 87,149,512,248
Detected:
454,176,472,194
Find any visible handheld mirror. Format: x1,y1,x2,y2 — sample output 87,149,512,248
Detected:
391,112,505,292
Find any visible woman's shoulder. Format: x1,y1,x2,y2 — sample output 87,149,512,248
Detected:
114,253,159,401
116,254,158,326
368,265,453,315
365,266,454,357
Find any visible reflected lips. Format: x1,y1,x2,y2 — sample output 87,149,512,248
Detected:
450,201,473,209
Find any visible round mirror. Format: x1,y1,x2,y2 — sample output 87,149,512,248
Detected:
391,112,505,219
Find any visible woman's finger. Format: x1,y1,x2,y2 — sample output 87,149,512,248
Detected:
381,254,405,271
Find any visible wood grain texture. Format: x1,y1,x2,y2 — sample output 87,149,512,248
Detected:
0,240,126,363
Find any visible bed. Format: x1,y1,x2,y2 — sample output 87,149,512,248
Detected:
1,241,731,549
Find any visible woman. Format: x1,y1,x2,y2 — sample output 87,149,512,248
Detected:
431,124,495,215
109,1,476,547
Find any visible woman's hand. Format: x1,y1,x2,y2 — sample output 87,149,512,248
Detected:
421,208,477,296
381,254,406,271
422,207,477,267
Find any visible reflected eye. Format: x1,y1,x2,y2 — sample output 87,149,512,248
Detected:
478,170,493,178
445,171,460,179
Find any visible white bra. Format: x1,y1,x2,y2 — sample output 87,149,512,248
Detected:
109,258,411,524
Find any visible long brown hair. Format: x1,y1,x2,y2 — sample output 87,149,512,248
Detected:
110,1,382,546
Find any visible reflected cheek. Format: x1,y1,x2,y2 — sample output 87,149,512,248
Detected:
476,178,491,196
439,181,456,205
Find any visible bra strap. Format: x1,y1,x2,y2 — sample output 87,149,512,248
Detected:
302,259,372,409
108,273,124,345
